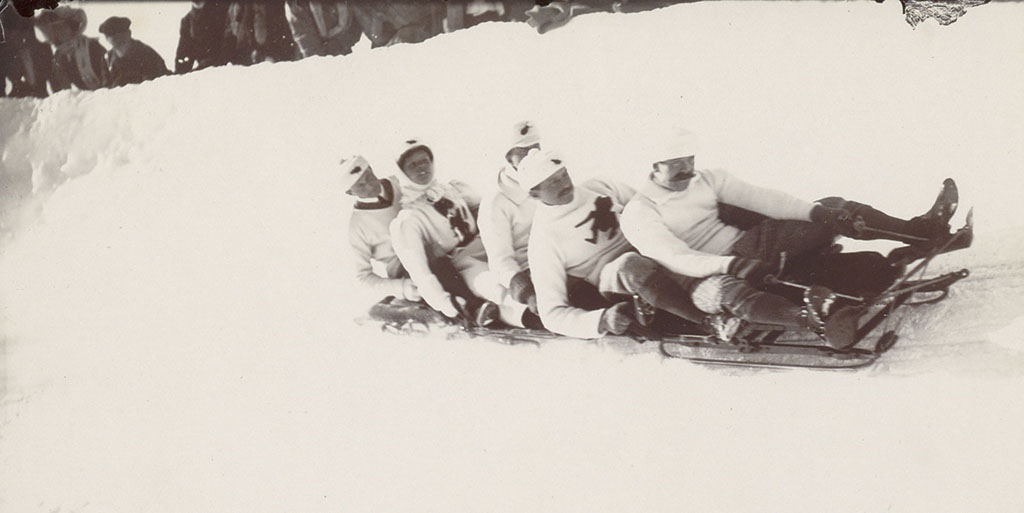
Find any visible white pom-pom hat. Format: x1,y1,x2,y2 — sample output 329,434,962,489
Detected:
516,148,569,190
339,155,371,189
508,121,541,150
647,128,700,166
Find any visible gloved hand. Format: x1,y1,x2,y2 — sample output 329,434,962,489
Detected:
811,205,863,238
727,257,777,286
598,302,634,335
401,278,421,301
509,270,536,305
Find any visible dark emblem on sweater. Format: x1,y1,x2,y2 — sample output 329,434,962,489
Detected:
574,196,618,244
432,197,474,247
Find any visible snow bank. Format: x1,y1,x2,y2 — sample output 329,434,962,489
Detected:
2,2,1024,512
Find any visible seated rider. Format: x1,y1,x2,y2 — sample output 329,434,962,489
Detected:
389,138,529,328
478,121,542,319
342,155,420,303
620,129,960,347
517,147,711,339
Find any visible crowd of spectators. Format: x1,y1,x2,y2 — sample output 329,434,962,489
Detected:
2,0,678,98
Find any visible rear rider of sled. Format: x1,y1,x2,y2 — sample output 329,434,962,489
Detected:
342,155,420,302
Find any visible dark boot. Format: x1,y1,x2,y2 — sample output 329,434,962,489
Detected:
521,310,544,330
845,178,958,246
472,301,500,328
887,206,973,264
801,285,858,349
428,256,489,325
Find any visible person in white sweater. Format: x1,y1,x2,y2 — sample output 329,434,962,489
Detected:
343,155,420,302
388,138,526,328
518,148,709,340
478,121,540,315
620,129,956,347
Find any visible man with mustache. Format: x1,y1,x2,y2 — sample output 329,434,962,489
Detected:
620,128,959,347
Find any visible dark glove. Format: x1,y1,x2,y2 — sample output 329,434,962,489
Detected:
509,270,535,305
727,257,777,286
811,205,863,238
598,302,634,335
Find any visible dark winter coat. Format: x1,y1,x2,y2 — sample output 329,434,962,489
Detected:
0,8,52,97
105,39,169,88
349,2,445,49
225,0,298,65
175,1,230,74
50,35,108,91
284,0,360,57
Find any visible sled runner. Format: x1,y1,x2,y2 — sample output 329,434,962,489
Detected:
358,210,973,370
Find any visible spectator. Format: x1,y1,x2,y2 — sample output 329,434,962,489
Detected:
0,5,52,97
283,0,360,58
34,6,107,91
175,0,230,74
98,16,169,88
225,0,299,65
443,1,511,32
350,2,445,49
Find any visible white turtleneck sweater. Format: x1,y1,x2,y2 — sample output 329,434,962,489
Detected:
389,177,482,313
528,178,637,339
620,169,817,278
348,177,406,297
478,165,537,289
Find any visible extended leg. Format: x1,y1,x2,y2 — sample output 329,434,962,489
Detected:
818,179,957,246
731,218,837,262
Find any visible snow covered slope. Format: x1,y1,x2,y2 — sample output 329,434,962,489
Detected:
2,2,1024,512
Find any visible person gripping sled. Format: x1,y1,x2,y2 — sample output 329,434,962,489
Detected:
478,121,542,317
519,147,710,339
342,154,421,302
389,138,529,328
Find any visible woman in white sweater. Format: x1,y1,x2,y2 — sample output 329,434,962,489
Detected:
388,139,527,328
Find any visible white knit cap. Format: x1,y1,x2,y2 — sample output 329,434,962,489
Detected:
395,138,433,170
516,148,567,189
509,121,541,150
647,128,700,166
339,155,371,189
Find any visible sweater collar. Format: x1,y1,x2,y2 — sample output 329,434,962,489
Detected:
398,174,447,205
354,178,396,210
496,166,530,204
639,171,705,205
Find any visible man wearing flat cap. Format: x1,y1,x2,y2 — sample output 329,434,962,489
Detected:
99,15,168,88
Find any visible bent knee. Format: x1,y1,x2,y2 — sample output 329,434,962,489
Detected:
815,196,848,209
617,253,659,290
817,196,873,216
